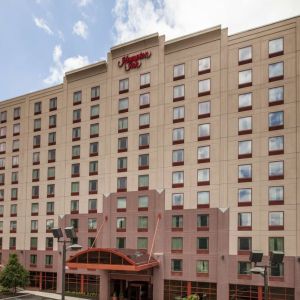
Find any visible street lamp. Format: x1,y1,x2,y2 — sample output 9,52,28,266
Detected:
249,250,284,300
52,227,82,300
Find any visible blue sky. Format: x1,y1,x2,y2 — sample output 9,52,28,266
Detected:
0,0,299,101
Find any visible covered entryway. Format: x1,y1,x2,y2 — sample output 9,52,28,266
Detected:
67,248,159,300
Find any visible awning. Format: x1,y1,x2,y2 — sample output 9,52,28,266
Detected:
67,248,159,272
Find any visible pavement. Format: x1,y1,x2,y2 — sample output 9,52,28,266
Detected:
0,291,91,300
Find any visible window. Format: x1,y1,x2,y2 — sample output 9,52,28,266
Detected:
239,69,252,88
14,107,21,119
46,219,54,232
11,188,18,200
238,117,252,134
0,189,4,201
269,87,284,106
13,123,20,135
197,191,210,207
138,216,148,231
46,202,54,215
48,132,56,145
10,204,17,216
238,140,252,158
32,152,40,165
48,149,56,163
269,38,284,57
238,212,252,230
89,180,98,194
31,203,39,216
238,262,251,275
0,112,6,123
118,117,128,132
238,93,252,111
73,109,81,123
117,177,127,192
140,73,150,88
139,133,149,149
139,154,149,170
198,101,210,118
171,237,183,252
269,136,284,155
30,237,38,250
138,196,148,211
90,105,100,119
88,199,97,213
269,186,284,204
70,219,79,230
139,93,150,108
11,172,18,184
33,119,41,132
89,161,98,175
9,237,16,250
12,156,19,167
269,211,284,230
71,182,79,195
88,237,96,248
198,146,210,163
12,140,19,152
49,97,57,111
91,86,100,100
49,115,57,128
118,137,128,152
0,205,3,216
270,262,284,277
73,91,82,105
0,142,5,154
0,174,4,185
72,145,80,159
198,57,211,75
239,46,252,64
33,135,40,148
173,64,185,80
198,79,211,96
171,259,182,272
119,98,129,113
116,237,126,249
90,124,99,138
139,113,150,129
172,193,184,209
269,237,284,252
137,237,148,250
117,157,127,172
0,127,6,138
238,237,252,253
198,123,210,140
30,255,37,266
119,78,129,94
269,161,284,180
172,215,183,230
0,221,3,233
32,186,39,198
196,260,209,274
238,189,252,206
34,102,42,115
269,111,284,130
173,128,184,144
197,169,210,185
89,142,99,156
172,149,184,166
173,106,184,123
172,171,184,188
173,85,185,101
269,62,284,81
88,218,97,231
0,158,4,169
46,237,53,250
239,165,252,183
70,200,79,214
117,197,126,211
116,217,126,231
71,163,80,177
138,175,149,190
45,255,53,266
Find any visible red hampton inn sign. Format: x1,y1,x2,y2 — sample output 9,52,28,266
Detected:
118,51,151,71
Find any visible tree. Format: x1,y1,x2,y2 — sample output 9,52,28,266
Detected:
0,253,29,294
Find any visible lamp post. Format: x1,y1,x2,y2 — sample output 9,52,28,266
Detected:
52,227,82,300
249,251,284,300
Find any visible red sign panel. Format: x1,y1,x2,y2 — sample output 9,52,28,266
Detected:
118,51,151,71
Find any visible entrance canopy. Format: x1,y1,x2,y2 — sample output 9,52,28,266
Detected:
67,248,159,272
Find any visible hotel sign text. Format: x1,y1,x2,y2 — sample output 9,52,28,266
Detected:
118,51,151,71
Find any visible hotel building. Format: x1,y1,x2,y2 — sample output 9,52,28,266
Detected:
0,16,299,300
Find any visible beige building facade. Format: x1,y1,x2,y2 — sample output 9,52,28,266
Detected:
0,16,300,300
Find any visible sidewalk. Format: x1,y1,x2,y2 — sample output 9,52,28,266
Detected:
19,290,91,300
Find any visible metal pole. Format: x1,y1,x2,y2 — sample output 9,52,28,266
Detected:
264,266,268,300
62,241,66,300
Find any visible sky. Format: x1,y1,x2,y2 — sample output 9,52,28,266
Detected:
0,0,299,101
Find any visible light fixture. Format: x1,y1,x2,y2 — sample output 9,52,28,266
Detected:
270,251,284,264
52,228,63,239
249,250,263,264
64,226,76,239
68,244,82,251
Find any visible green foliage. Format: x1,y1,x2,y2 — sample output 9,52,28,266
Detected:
181,295,200,300
0,253,29,294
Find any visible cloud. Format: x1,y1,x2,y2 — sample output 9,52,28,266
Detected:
77,0,93,7
73,20,88,39
112,0,300,44
33,16,53,35
44,45,90,85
